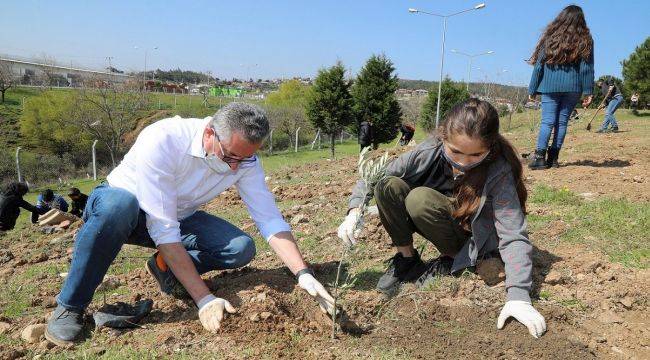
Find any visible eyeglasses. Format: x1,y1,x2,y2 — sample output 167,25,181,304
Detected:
214,132,257,165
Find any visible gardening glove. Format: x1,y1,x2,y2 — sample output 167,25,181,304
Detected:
497,300,547,339
298,272,336,316
197,294,236,333
337,208,362,247
582,95,593,108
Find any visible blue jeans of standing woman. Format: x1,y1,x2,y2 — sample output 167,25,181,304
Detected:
600,94,623,130
56,183,257,312
535,92,581,151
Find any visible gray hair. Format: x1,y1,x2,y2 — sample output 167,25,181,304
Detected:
210,102,270,144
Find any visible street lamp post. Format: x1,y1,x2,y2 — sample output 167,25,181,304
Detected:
134,46,158,88
451,49,494,92
409,3,486,127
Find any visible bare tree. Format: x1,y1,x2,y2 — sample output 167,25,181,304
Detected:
71,79,145,167
0,62,15,103
264,104,311,150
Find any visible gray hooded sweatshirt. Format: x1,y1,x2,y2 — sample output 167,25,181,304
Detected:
349,137,533,303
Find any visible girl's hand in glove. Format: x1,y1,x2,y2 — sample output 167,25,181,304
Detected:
337,208,362,247
298,273,336,315
197,295,236,332
497,300,547,338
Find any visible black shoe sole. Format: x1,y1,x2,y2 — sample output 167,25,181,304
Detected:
145,260,190,299
145,260,173,297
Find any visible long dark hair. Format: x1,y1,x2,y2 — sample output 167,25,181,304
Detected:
437,98,527,230
529,5,593,65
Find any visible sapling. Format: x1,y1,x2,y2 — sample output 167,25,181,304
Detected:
331,146,389,338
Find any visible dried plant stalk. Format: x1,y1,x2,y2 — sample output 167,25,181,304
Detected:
331,146,389,339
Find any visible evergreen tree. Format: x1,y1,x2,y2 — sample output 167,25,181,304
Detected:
420,77,469,132
621,37,649,107
306,62,354,159
352,54,402,147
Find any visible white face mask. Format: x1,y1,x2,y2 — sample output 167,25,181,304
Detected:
203,131,232,174
442,146,490,173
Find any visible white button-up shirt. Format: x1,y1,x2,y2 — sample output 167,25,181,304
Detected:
107,116,291,245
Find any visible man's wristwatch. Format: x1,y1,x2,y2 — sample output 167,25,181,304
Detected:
295,268,314,280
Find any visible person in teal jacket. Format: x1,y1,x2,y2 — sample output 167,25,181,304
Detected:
527,5,595,169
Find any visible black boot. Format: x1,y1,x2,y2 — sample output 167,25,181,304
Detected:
528,149,547,170
546,147,560,168
376,250,426,294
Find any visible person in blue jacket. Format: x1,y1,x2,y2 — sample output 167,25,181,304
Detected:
527,5,595,170
31,189,69,223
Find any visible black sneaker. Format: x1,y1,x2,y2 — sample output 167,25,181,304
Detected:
611,126,619,133
45,305,85,346
415,256,455,288
528,149,547,170
376,250,426,294
145,252,190,299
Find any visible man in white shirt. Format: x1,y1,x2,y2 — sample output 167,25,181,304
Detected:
46,103,335,346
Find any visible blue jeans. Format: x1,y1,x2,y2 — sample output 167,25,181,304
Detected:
535,92,581,151
57,184,256,312
600,95,623,130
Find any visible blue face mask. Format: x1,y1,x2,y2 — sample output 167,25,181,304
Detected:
442,147,490,173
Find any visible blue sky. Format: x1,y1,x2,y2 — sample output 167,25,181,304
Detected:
1,1,648,85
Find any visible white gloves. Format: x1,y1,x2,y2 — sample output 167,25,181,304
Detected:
337,208,363,247
497,300,547,338
197,294,236,332
298,273,336,315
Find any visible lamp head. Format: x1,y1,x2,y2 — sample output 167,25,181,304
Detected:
474,3,486,9
408,8,419,13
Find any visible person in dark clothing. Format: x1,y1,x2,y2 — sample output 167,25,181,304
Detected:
358,117,374,151
68,188,88,217
596,78,624,133
32,189,69,223
398,123,416,146
0,182,42,231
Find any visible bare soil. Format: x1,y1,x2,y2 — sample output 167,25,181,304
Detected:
0,118,648,359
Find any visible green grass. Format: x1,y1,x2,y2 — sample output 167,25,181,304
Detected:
562,197,649,268
529,184,582,206
528,185,649,269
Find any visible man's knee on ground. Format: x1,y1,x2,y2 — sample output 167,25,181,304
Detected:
228,235,256,268
405,187,450,221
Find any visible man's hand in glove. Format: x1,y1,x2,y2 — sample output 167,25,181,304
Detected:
298,271,336,315
197,295,236,332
